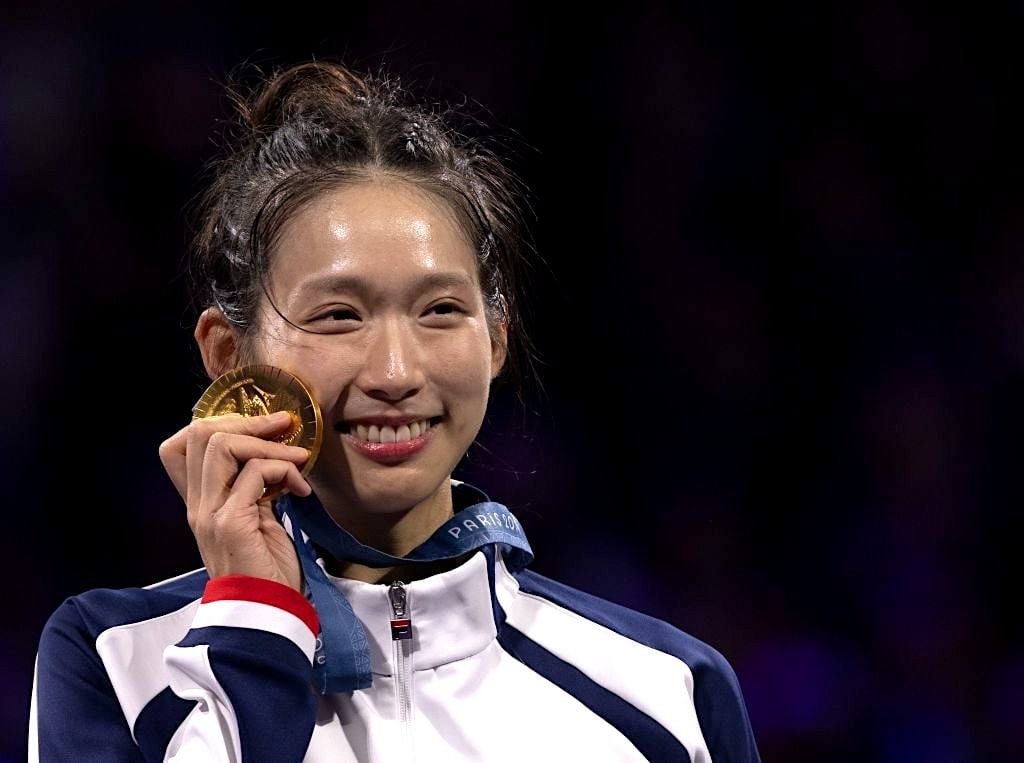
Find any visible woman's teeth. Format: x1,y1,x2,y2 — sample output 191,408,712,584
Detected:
350,418,434,443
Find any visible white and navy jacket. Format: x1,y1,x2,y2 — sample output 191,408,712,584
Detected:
30,542,761,761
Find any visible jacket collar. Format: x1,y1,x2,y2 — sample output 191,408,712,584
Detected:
323,548,497,675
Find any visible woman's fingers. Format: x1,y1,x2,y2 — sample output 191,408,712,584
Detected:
189,452,311,585
158,410,294,504
224,459,308,510
186,411,296,509
191,431,309,526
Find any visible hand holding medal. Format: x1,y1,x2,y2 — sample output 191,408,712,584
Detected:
158,365,324,591
191,364,324,499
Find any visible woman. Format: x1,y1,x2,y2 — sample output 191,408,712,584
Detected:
30,60,761,762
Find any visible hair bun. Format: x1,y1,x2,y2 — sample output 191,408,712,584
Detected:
233,61,370,133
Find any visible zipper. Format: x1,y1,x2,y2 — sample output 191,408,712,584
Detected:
388,580,414,752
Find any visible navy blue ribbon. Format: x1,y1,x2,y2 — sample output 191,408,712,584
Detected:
273,480,533,693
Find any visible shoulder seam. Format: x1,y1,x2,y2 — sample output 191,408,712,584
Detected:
144,567,207,590
94,598,201,644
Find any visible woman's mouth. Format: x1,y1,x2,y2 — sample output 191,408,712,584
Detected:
334,417,442,463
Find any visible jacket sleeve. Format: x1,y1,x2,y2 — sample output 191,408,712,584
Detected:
159,575,320,761
30,598,146,762
691,646,761,763
30,576,320,763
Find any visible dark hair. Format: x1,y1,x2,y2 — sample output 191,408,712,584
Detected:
187,59,544,407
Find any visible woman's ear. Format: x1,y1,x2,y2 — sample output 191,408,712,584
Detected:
195,307,242,380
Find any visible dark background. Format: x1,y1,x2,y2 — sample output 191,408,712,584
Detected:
3,2,1021,760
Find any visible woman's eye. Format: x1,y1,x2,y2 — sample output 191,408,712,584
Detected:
315,309,359,323
427,302,465,317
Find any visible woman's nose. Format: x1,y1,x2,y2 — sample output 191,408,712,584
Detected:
355,317,426,403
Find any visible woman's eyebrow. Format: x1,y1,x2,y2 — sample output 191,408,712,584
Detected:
298,271,475,297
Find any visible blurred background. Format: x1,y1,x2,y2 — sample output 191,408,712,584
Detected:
3,2,1021,760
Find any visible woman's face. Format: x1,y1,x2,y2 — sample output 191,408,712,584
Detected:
240,180,505,515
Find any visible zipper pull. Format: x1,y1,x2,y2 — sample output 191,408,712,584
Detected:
388,580,412,641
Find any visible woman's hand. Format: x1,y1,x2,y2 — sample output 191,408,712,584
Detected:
158,411,312,592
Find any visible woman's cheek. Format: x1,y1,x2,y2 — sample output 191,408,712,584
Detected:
286,343,358,388
440,346,493,394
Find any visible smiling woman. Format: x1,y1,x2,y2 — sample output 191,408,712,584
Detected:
29,59,761,762
194,181,507,562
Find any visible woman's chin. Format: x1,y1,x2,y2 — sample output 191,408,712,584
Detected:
310,469,450,515
357,478,450,514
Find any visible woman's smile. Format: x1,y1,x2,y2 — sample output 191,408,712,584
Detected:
339,415,440,464
334,416,444,464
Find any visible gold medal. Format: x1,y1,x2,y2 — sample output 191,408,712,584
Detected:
192,365,323,499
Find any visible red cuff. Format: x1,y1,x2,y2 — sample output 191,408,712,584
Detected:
203,575,320,636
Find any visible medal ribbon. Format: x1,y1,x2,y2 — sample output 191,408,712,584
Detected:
273,480,533,693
